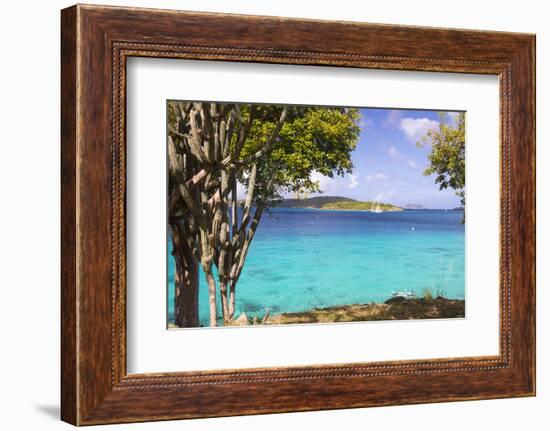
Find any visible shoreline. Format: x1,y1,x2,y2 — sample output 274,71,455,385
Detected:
169,297,465,328
272,206,402,213
264,296,465,325
270,206,462,213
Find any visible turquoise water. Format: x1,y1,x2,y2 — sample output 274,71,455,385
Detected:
167,209,465,325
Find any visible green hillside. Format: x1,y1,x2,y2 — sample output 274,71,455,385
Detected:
321,200,402,211
270,196,402,212
270,196,355,208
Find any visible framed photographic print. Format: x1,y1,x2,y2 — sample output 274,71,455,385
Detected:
61,4,535,425
162,102,468,331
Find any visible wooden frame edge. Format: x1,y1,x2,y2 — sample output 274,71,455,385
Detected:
61,4,535,425
61,4,79,425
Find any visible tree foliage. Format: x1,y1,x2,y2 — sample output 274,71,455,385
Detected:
235,105,360,203
418,112,465,206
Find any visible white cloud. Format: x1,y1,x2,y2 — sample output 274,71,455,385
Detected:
359,115,374,129
385,111,440,141
366,172,388,182
388,146,400,158
399,117,439,141
310,171,360,194
349,173,359,189
310,171,334,192
384,110,402,127
373,189,396,203
388,144,421,170
407,160,418,169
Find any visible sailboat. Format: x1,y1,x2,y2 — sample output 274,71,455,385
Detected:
371,201,382,213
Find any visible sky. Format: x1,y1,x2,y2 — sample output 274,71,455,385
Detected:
308,108,462,209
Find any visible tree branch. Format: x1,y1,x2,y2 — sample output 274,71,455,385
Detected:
178,183,206,229
231,175,238,238
200,103,215,162
167,124,190,140
176,101,192,122
234,170,276,281
223,110,237,158
188,109,207,163
232,107,256,162
240,163,257,228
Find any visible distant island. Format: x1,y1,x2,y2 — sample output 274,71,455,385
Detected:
270,196,403,212
321,201,403,211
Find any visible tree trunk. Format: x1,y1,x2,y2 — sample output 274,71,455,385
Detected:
203,267,218,327
171,222,200,328
229,281,236,320
220,282,230,322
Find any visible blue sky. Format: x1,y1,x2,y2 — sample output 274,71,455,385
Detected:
309,108,462,209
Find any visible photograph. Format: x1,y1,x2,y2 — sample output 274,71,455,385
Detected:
167,102,466,328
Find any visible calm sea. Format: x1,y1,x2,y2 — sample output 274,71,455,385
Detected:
167,208,465,325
